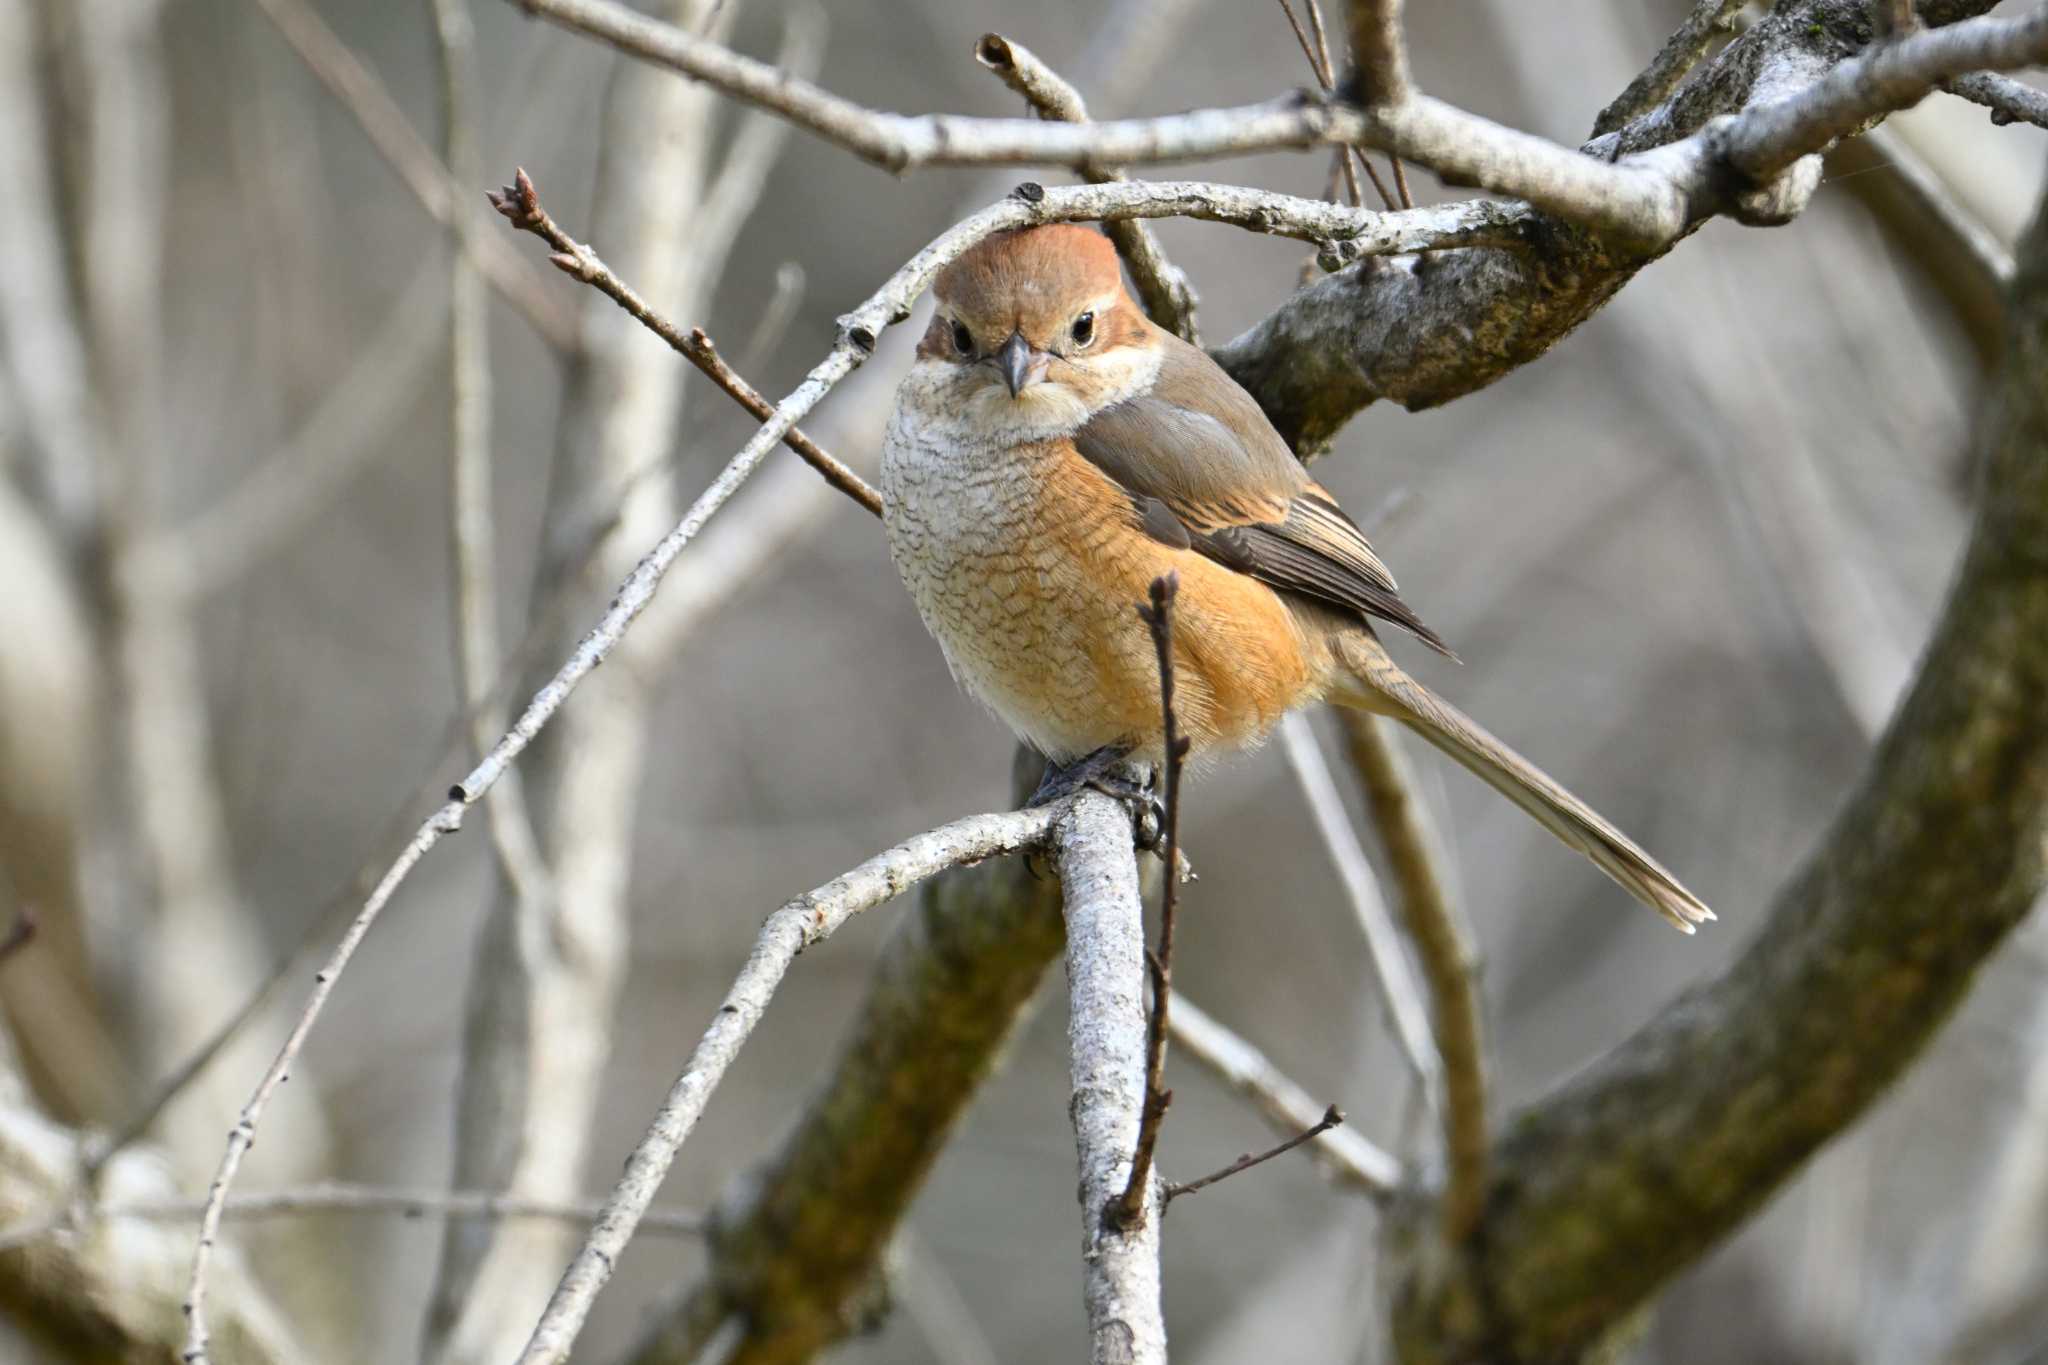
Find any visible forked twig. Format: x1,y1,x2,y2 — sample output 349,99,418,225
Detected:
488,169,882,518
1166,1105,1346,1201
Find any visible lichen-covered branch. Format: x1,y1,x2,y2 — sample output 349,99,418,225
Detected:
1386,146,2048,1365
1057,787,1167,1365
1215,0,2012,451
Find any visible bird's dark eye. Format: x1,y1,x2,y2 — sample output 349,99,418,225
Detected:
950,320,974,356
1072,310,1096,348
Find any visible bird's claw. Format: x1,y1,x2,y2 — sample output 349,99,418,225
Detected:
1082,773,1166,851
1026,747,1164,849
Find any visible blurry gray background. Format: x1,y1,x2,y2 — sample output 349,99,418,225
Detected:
9,0,2048,1360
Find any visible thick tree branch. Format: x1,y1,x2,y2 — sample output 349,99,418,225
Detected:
1216,0,2010,451
1342,0,1411,103
1387,147,2048,1365
1058,787,1167,1365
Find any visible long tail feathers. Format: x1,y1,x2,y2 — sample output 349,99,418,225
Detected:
1332,634,1713,933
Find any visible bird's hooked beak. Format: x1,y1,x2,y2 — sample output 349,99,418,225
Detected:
996,330,1049,398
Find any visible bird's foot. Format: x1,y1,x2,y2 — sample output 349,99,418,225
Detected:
1028,746,1165,850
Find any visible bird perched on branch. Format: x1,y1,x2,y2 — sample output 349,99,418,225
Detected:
880,224,1710,932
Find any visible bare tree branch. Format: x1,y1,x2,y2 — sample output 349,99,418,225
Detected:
429,0,554,930
1278,714,1441,1112
251,0,580,349
1338,711,1487,1244
1167,993,1400,1195
1386,150,2048,1365
64,1182,703,1236
489,170,881,518
1593,0,1747,136
1218,0,2010,449
1342,0,1411,103
1947,69,2048,127
511,806,1063,1365
1166,1104,1346,1201
1058,786,1167,1365
623,760,1068,1365
508,0,2048,245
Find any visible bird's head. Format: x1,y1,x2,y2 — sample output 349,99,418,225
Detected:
918,225,1158,435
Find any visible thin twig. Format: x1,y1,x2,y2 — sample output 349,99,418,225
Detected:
1166,1105,1346,1201
1338,710,1487,1243
1109,575,1188,1231
1167,994,1400,1195
491,169,882,517
1295,0,1397,210
1277,714,1442,1116
737,261,806,376
1593,0,1747,137
509,806,1062,1365
252,0,578,348
43,1183,703,1237
429,0,553,920
974,33,1200,340
1946,71,2048,129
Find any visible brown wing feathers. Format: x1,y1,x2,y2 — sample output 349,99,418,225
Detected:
1076,330,1452,657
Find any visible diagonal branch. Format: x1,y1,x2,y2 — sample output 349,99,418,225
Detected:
1167,993,1401,1195
489,170,881,517
252,0,579,348
1278,714,1441,1111
1338,711,1487,1244
510,805,1064,1365
1593,0,1748,136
